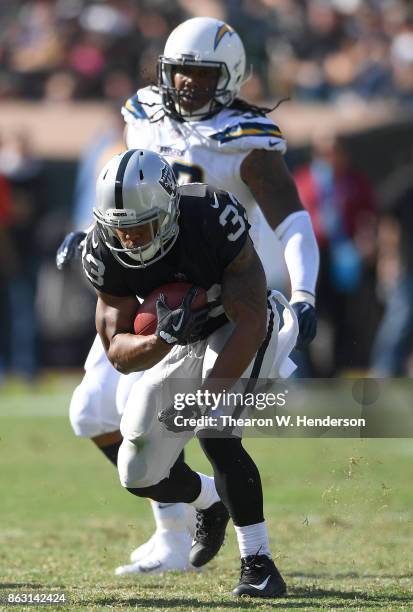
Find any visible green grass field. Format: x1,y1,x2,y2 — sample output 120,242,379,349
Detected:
1,375,412,610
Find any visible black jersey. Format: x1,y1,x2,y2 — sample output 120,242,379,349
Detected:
82,184,250,335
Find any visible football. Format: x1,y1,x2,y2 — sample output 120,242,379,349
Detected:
134,282,207,336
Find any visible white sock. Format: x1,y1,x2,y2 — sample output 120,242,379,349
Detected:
189,472,220,509
150,501,188,532
234,521,272,559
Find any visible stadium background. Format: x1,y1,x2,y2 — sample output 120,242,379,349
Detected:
0,2,412,609
1,0,413,379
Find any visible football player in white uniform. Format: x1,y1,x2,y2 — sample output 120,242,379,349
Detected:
58,17,319,576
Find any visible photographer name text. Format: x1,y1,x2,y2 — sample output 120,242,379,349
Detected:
173,415,366,429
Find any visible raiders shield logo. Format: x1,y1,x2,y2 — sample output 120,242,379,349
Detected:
159,163,176,196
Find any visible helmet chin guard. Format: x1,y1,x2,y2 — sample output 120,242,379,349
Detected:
158,17,246,120
94,149,180,269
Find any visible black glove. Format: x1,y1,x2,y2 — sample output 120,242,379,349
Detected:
155,287,209,345
291,301,317,350
158,401,202,433
56,231,86,270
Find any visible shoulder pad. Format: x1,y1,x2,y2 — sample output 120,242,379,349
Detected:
179,184,249,227
123,94,148,120
209,113,287,154
121,87,162,124
83,225,105,258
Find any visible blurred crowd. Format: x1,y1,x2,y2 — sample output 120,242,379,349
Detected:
0,0,413,107
1,0,413,382
0,134,46,381
0,133,98,382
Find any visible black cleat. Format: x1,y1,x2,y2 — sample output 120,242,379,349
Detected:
189,501,230,567
232,553,287,598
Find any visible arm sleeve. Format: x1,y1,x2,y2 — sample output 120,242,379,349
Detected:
274,211,320,303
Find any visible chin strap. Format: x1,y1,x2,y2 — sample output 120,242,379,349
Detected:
162,90,224,122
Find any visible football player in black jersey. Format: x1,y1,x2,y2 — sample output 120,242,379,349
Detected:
82,148,291,598
58,16,319,577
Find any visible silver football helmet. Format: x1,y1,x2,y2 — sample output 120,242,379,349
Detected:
94,149,180,269
158,16,246,120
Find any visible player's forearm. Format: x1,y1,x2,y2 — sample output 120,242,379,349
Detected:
209,238,267,388
107,333,171,374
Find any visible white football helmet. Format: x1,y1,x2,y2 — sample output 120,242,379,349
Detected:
94,149,180,269
158,17,246,120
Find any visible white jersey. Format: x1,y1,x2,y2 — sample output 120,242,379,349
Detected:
122,86,288,277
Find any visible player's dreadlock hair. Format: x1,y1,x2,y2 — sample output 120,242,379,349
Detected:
128,86,289,124
229,97,290,117
132,86,183,123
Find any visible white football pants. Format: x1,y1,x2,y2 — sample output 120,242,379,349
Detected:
117,291,298,489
